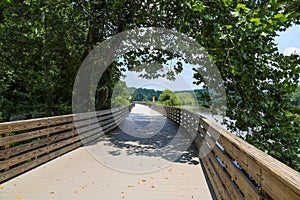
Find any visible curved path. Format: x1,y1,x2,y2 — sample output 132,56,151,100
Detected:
1,104,212,200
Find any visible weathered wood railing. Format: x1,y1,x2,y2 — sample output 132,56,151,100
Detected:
0,104,134,183
137,102,300,200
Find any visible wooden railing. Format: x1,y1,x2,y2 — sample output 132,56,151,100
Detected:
0,104,134,183
137,102,300,200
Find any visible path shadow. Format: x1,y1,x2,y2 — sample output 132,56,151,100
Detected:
91,111,200,166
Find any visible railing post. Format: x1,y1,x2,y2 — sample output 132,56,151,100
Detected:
4,132,9,171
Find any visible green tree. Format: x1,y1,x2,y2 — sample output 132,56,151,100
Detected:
292,86,300,106
176,92,197,105
0,0,84,118
111,81,130,108
194,89,212,107
131,88,162,102
158,90,180,106
188,1,300,170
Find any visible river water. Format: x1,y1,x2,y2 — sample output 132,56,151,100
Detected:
179,105,246,138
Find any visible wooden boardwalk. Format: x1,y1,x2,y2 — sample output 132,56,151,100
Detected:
1,104,212,200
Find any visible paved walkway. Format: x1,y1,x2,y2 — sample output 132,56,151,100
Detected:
1,104,212,200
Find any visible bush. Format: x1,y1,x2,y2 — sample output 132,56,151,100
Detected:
158,90,180,106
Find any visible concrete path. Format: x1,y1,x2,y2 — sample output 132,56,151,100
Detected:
1,104,212,200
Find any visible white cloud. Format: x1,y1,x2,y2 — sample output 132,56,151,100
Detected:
283,47,300,56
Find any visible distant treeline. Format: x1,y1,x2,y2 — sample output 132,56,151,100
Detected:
129,87,162,101
129,87,211,106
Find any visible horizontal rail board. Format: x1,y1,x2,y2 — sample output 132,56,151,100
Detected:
217,131,300,200
0,136,80,171
0,130,76,160
0,120,50,134
208,150,244,199
0,123,75,147
0,128,49,147
203,154,230,199
0,103,134,183
75,111,128,138
202,157,224,200
212,143,262,199
0,141,82,183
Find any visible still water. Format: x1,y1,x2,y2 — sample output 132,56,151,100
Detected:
179,105,246,137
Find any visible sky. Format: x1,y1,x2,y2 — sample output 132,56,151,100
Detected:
274,25,300,55
124,25,300,91
124,65,197,91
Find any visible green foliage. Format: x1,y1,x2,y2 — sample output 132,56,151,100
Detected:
158,90,180,106
292,86,300,106
175,92,197,105
0,0,84,118
188,0,300,171
111,81,130,108
193,89,212,107
51,104,72,115
111,96,129,108
131,88,162,102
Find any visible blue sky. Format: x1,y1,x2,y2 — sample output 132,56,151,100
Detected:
275,25,300,54
124,25,300,91
124,64,196,91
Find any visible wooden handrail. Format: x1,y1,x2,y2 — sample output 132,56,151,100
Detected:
136,102,300,200
0,104,134,183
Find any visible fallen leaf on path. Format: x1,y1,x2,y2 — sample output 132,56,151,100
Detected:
151,185,156,188
16,195,22,199
140,179,147,182
50,192,55,194
127,185,134,188
0,185,4,189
